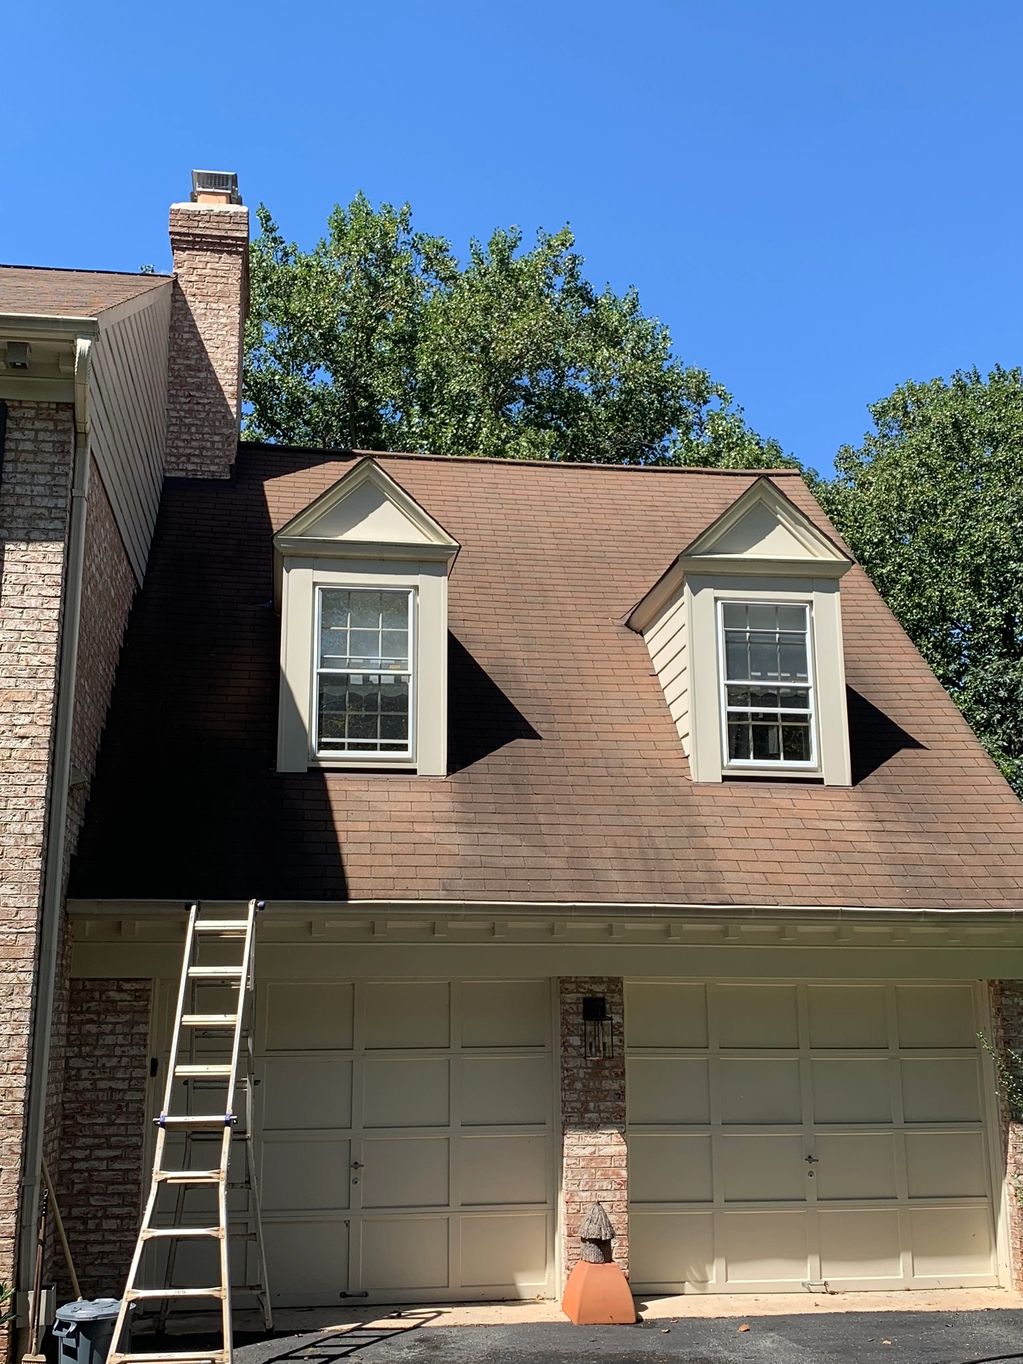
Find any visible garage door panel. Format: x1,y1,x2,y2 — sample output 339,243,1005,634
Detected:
627,1058,710,1125
265,1221,348,1305
717,986,798,1049
896,986,977,1049
819,1210,902,1282
630,1213,714,1287
719,1059,801,1124
630,1135,713,1204
461,1214,549,1288
362,1137,449,1209
906,1132,989,1199
363,982,450,1049
902,1059,982,1123
910,1207,995,1277
720,1136,806,1204
807,986,889,1049
815,1134,897,1201
461,981,548,1048
627,984,708,1048
264,982,353,1051
461,1056,549,1126
363,1057,449,1128
721,1212,809,1285
262,1135,350,1212
262,1057,352,1130
361,1217,449,1291
460,1135,548,1206
812,1059,893,1124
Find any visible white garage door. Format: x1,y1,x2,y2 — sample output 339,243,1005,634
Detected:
253,978,555,1304
627,981,999,1293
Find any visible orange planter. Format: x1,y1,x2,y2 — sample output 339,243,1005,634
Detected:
561,1261,637,1325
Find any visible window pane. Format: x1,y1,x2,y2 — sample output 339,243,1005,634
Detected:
381,594,408,628
725,635,749,679
778,635,809,682
781,723,812,762
722,602,747,629
747,603,779,630
776,605,807,631
349,592,381,628
748,636,779,680
751,722,782,761
317,675,410,753
319,588,410,670
728,721,752,760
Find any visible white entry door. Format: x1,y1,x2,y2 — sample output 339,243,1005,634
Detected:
627,981,999,1293
254,977,555,1304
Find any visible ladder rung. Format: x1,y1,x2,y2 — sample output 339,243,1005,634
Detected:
181,1014,240,1027
155,1114,235,1128
174,1065,233,1077
154,1170,223,1184
126,1288,225,1301
141,1227,222,1240
194,922,248,933
109,1353,229,1364
187,966,244,978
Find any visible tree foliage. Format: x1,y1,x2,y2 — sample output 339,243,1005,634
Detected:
243,194,791,469
819,368,1023,795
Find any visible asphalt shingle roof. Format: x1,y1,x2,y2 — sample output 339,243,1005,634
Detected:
0,265,170,317
69,445,1023,910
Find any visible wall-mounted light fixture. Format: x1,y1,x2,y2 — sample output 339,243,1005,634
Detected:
583,995,613,1059
5,342,30,370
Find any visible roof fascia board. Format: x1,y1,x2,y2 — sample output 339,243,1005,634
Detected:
275,534,457,564
66,897,1023,923
0,314,99,340
93,279,173,330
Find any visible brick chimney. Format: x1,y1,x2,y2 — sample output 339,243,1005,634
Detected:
165,170,249,478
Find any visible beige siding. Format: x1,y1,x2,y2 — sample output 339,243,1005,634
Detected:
643,592,690,753
90,284,172,581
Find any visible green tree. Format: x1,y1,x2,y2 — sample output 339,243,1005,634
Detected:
819,367,1023,796
243,194,793,469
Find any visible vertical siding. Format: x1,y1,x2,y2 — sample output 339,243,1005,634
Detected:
90,283,172,581
643,592,690,752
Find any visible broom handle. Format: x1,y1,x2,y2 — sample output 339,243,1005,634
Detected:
41,1161,81,1301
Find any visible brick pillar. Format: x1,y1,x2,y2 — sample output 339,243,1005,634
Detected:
55,980,153,1299
559,977,628,1280
0,401,74,1340
989,981,1023,1289
166,193,249,479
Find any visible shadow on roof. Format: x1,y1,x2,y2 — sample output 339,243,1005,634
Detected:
847,686,927,785
447,633,541,774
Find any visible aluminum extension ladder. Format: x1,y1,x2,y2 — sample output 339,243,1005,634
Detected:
108,900,273,1364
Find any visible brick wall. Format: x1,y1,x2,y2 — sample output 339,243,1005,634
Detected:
165,202,249,479
559,977,628,1278
989,981,1023,1289
0,400,74,1321
54,980,153,1299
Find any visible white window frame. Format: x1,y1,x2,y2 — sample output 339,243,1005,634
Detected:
312,585,417,763
716,596,820,774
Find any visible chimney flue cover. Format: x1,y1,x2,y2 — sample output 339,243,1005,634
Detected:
190,170,241,205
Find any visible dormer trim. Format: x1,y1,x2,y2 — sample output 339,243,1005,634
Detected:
627,477,852,633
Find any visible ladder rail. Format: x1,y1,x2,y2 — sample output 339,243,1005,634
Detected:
110,899,272,1364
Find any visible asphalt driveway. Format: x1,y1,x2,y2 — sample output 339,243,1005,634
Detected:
228,1309,1023,1363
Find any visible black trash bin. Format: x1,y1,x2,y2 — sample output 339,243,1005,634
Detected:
53,1299,125,1364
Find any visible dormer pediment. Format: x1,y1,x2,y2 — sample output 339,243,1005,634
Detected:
679,477,852,574
274,457,460,563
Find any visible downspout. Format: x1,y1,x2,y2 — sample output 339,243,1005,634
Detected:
16,336,93,1302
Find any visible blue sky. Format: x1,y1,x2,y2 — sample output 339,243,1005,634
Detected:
4,1,1021,474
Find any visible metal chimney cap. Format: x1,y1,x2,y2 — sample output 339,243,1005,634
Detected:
190,170,242,204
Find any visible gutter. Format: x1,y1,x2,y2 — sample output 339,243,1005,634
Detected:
16,336,93,1299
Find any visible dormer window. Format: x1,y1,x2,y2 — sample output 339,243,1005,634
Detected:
273,458,459,776
720,601,815,768
626,476,854,786
315,588,414,760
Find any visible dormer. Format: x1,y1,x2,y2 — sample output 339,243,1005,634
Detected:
274,458,459,775
628,477,854,785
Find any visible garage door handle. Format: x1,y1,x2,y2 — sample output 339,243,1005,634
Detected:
804,1155,819,1164
350,1161,364,1170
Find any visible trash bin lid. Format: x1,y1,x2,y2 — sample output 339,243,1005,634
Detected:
55,1298,122,1323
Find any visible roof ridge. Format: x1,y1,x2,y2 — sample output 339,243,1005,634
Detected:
239,440,801,477
0,263,172,281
